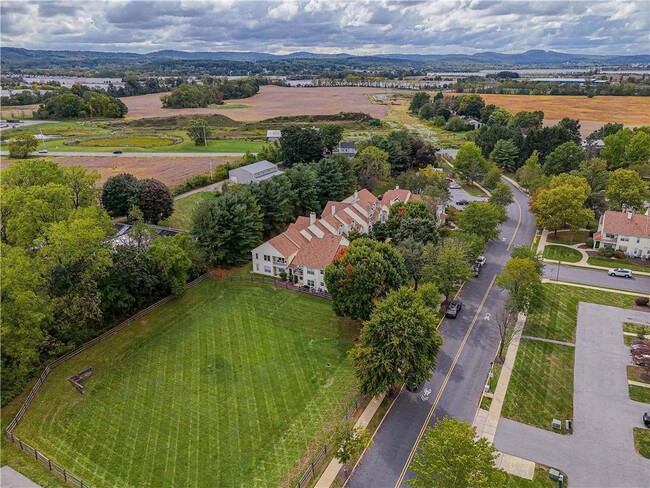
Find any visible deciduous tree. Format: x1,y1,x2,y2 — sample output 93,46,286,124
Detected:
63,165,101,209
488,182,514,208
408,418,506,488
320,124,344,152
354,146,390,191
422,241,471,304
496,257,543,314
8,135,38,158
331,423,372,476
397,237,426,289
324,238,407,320
543,141,585,175
280,125,324,166
350,287,442,394
530,177,594,237
186,117,212,146
101,173,138,217
457,202,504,240
454,142,489,184
135,178,174,224
605,168,650,211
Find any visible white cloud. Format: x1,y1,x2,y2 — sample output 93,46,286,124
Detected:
0,0,647,55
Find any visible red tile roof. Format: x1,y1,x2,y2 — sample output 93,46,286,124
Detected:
600,211,650,239
292,234,348,270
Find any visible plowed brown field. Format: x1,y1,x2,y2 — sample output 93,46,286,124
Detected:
120,85,390,121
50,156,237,186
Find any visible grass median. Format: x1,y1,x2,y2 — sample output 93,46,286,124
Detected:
587,257,650,273
542,245,582,263
15,278,359,488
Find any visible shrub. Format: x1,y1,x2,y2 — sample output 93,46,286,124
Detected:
601,247,615,258
613,250,625,259
279,271,287,281
369,119,382,127
635,297,649,307
431,116,446,127
585,238,594,248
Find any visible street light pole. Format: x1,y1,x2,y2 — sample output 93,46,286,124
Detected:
556,260,561,281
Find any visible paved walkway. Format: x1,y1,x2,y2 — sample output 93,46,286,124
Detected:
494,304,650,488
315,393,386,488
629,380,650,389
520,335,575,347
473,313,536,480
174,180,224,200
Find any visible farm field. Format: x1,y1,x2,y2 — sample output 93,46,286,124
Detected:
14,278,359,488
451,93,650,136
0,156,237,188
120,85,391,120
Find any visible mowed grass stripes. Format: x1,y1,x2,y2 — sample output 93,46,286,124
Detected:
16,278,359,488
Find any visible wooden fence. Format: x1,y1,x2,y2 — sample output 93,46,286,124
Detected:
228,275,332,300
4,273,210,488
295,395,365,488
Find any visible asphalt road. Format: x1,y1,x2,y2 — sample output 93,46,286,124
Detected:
543,263,650,294
0,150,247,157
347,179,538,488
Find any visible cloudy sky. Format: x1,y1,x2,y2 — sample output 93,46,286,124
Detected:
1,1,649,55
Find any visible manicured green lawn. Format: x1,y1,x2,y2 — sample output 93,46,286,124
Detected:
546,230,589,245
587,257,650,273
629,385,650,404
1,384,68,488
162,191,216,230
504,466,567,487
15,278,359,488
524,284,636,343
502,339,574,433
624,322,650,335
542,245,582,263
634,428,650,459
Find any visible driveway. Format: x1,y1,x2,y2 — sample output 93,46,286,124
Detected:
543,264,650,294
495,304,650,488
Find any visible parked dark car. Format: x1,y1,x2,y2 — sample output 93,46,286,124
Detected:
456,199,470,206
113,149,123,154
643,412,650,428
472,264,481,277
445,300,462,319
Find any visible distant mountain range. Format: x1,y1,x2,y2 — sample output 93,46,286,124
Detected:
2,47,648,71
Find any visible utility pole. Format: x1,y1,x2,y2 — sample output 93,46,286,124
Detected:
202,124,207,147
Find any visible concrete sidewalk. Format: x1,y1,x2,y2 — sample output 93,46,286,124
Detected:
494,304,650,487
473,313,536,480
315,393,386,488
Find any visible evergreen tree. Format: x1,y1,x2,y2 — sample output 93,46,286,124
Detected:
315,158,346,208
249,176,296,237
489,139,519,172
285,164,321,216
191,190,263,267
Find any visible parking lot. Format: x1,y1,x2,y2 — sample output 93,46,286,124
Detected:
495,304,650,487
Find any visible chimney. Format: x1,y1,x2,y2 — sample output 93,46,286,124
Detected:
309,212,316,225
395,185,399,190
353,190,359,203
627,210,633,220
331,204,336,215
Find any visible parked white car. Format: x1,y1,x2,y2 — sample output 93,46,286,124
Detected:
449,181,462,189
608,268,633,278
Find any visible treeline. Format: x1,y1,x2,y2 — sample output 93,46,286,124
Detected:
1,159,205,404
1,90,56,106
189,127,442,268
34,84,127,119
160,76,269,108
454,78,650,96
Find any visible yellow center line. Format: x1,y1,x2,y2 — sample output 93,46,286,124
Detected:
507,193,523,251
393,274,498,488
